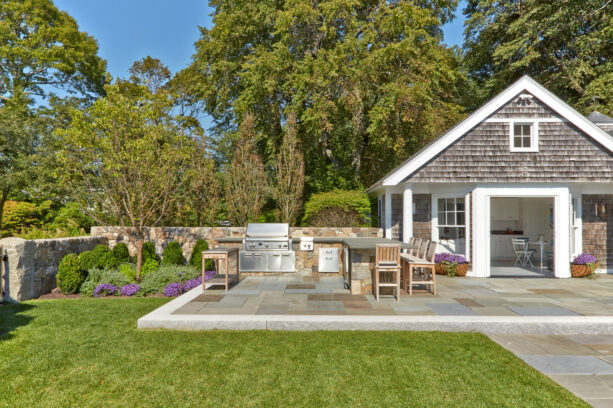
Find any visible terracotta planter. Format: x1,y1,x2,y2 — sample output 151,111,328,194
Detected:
435,262,468,277
571,262,599,278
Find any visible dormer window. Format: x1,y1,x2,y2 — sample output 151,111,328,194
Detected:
510,121,538,152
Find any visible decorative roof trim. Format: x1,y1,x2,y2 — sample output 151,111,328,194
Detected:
368,76,613,192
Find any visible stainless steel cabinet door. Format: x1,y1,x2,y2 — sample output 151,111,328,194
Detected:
268,253,282,271
252,253,266,271
319,248,339,272
239,252,253,271
280,252,295,272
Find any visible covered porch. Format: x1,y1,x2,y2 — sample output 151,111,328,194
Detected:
376,184,586,279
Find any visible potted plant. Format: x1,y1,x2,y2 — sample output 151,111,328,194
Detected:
434,253,469,277
571,254,599,278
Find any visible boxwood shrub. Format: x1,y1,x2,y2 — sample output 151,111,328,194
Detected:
112,242,131,264
57,254,86,294
92,244,119,269
142,241,160,263
162,241,185,265
78,250,97,271
189,239,213,271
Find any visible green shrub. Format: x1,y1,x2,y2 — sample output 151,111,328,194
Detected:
49,202,93,233
92,244,119,269
2,201,40,232
189,239,214,271
56,254,86,294
140,265,199,294
118,263,136,282
79,250,97,271
112,243,131,264
140,258,159,279
142,241,160,263
302,190,371,227
162,241,185,265
79,268,132,296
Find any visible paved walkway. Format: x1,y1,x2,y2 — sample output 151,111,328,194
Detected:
491,334,613,407
170,274,613,317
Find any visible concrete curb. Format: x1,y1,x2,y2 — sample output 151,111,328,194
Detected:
138,289,613,334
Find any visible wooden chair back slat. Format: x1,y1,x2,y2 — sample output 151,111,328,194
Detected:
376,244,400,266
425,241,438,263
412,238,422,256
418,240,429,259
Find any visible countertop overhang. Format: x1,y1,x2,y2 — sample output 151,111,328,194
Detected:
216,236,414,249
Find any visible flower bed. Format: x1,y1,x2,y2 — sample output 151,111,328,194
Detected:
434,253,469,277
571,254,599,278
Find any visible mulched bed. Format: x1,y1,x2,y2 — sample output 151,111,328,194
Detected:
37,288,170,300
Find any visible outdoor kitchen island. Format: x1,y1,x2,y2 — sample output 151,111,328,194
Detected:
216,231,415,295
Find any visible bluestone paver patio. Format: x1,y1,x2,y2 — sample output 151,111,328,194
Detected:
170,274,613,317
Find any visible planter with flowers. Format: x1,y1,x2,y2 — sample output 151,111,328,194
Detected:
571,254,599,278
434,253,469,277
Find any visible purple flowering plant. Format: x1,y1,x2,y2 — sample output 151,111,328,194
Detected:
572,254,598,265
120,284,140,296
434,253,468,264
183,277,202,291
204,270,216,281
163,283,183,297
93,283,118,297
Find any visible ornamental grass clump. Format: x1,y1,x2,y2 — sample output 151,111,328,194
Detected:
434,253,468,277
93,283,118,297
163,283,182,297
120,284,140,296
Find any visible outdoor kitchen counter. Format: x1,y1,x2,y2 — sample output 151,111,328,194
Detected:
216,236,412,249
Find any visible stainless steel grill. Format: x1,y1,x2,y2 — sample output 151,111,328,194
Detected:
239,223,295,272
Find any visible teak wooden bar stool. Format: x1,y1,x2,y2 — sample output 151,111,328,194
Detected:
374,244,401,301
402,241,438,296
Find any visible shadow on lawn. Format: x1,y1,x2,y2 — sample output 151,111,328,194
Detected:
0,302,35,342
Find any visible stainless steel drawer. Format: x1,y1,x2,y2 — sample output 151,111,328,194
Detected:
319,248,339,273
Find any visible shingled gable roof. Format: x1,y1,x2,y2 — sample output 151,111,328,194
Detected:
367,75,613,192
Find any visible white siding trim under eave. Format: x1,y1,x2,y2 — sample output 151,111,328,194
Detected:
377,75,613,188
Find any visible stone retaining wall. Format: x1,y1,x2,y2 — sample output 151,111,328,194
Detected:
0,235,107,302
90,226,381,261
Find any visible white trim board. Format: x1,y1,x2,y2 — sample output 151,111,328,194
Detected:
369,75,613,190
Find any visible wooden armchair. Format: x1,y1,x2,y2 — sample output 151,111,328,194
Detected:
374,244,401,301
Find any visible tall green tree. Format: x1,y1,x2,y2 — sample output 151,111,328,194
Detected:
185,0,464,191
275,112,304,225
0,0,106,228
57,82,193,279
464,0,613,114
225,114,269,225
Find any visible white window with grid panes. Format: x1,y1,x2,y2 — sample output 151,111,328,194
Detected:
510,121,538,152
435,197,466,255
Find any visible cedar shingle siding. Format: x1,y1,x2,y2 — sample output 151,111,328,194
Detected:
490,93,561,118
404,94,613,183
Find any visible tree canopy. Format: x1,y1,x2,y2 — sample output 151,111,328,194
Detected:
186,0,465,192
463,0,613,114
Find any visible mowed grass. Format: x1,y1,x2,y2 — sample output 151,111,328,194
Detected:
0,298,587,408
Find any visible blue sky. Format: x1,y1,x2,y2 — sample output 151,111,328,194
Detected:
54,0,467,80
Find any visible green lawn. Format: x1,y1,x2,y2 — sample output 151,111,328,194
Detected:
0,298,587,407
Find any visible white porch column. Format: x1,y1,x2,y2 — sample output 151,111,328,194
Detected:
554,192,571,278
385,188,392,239
472,187,489,277
402,185,413,243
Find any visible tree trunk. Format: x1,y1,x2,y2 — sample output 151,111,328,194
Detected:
135,238,144,281
0,189,7,233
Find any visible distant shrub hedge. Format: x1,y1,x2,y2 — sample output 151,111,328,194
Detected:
302,190,371,227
